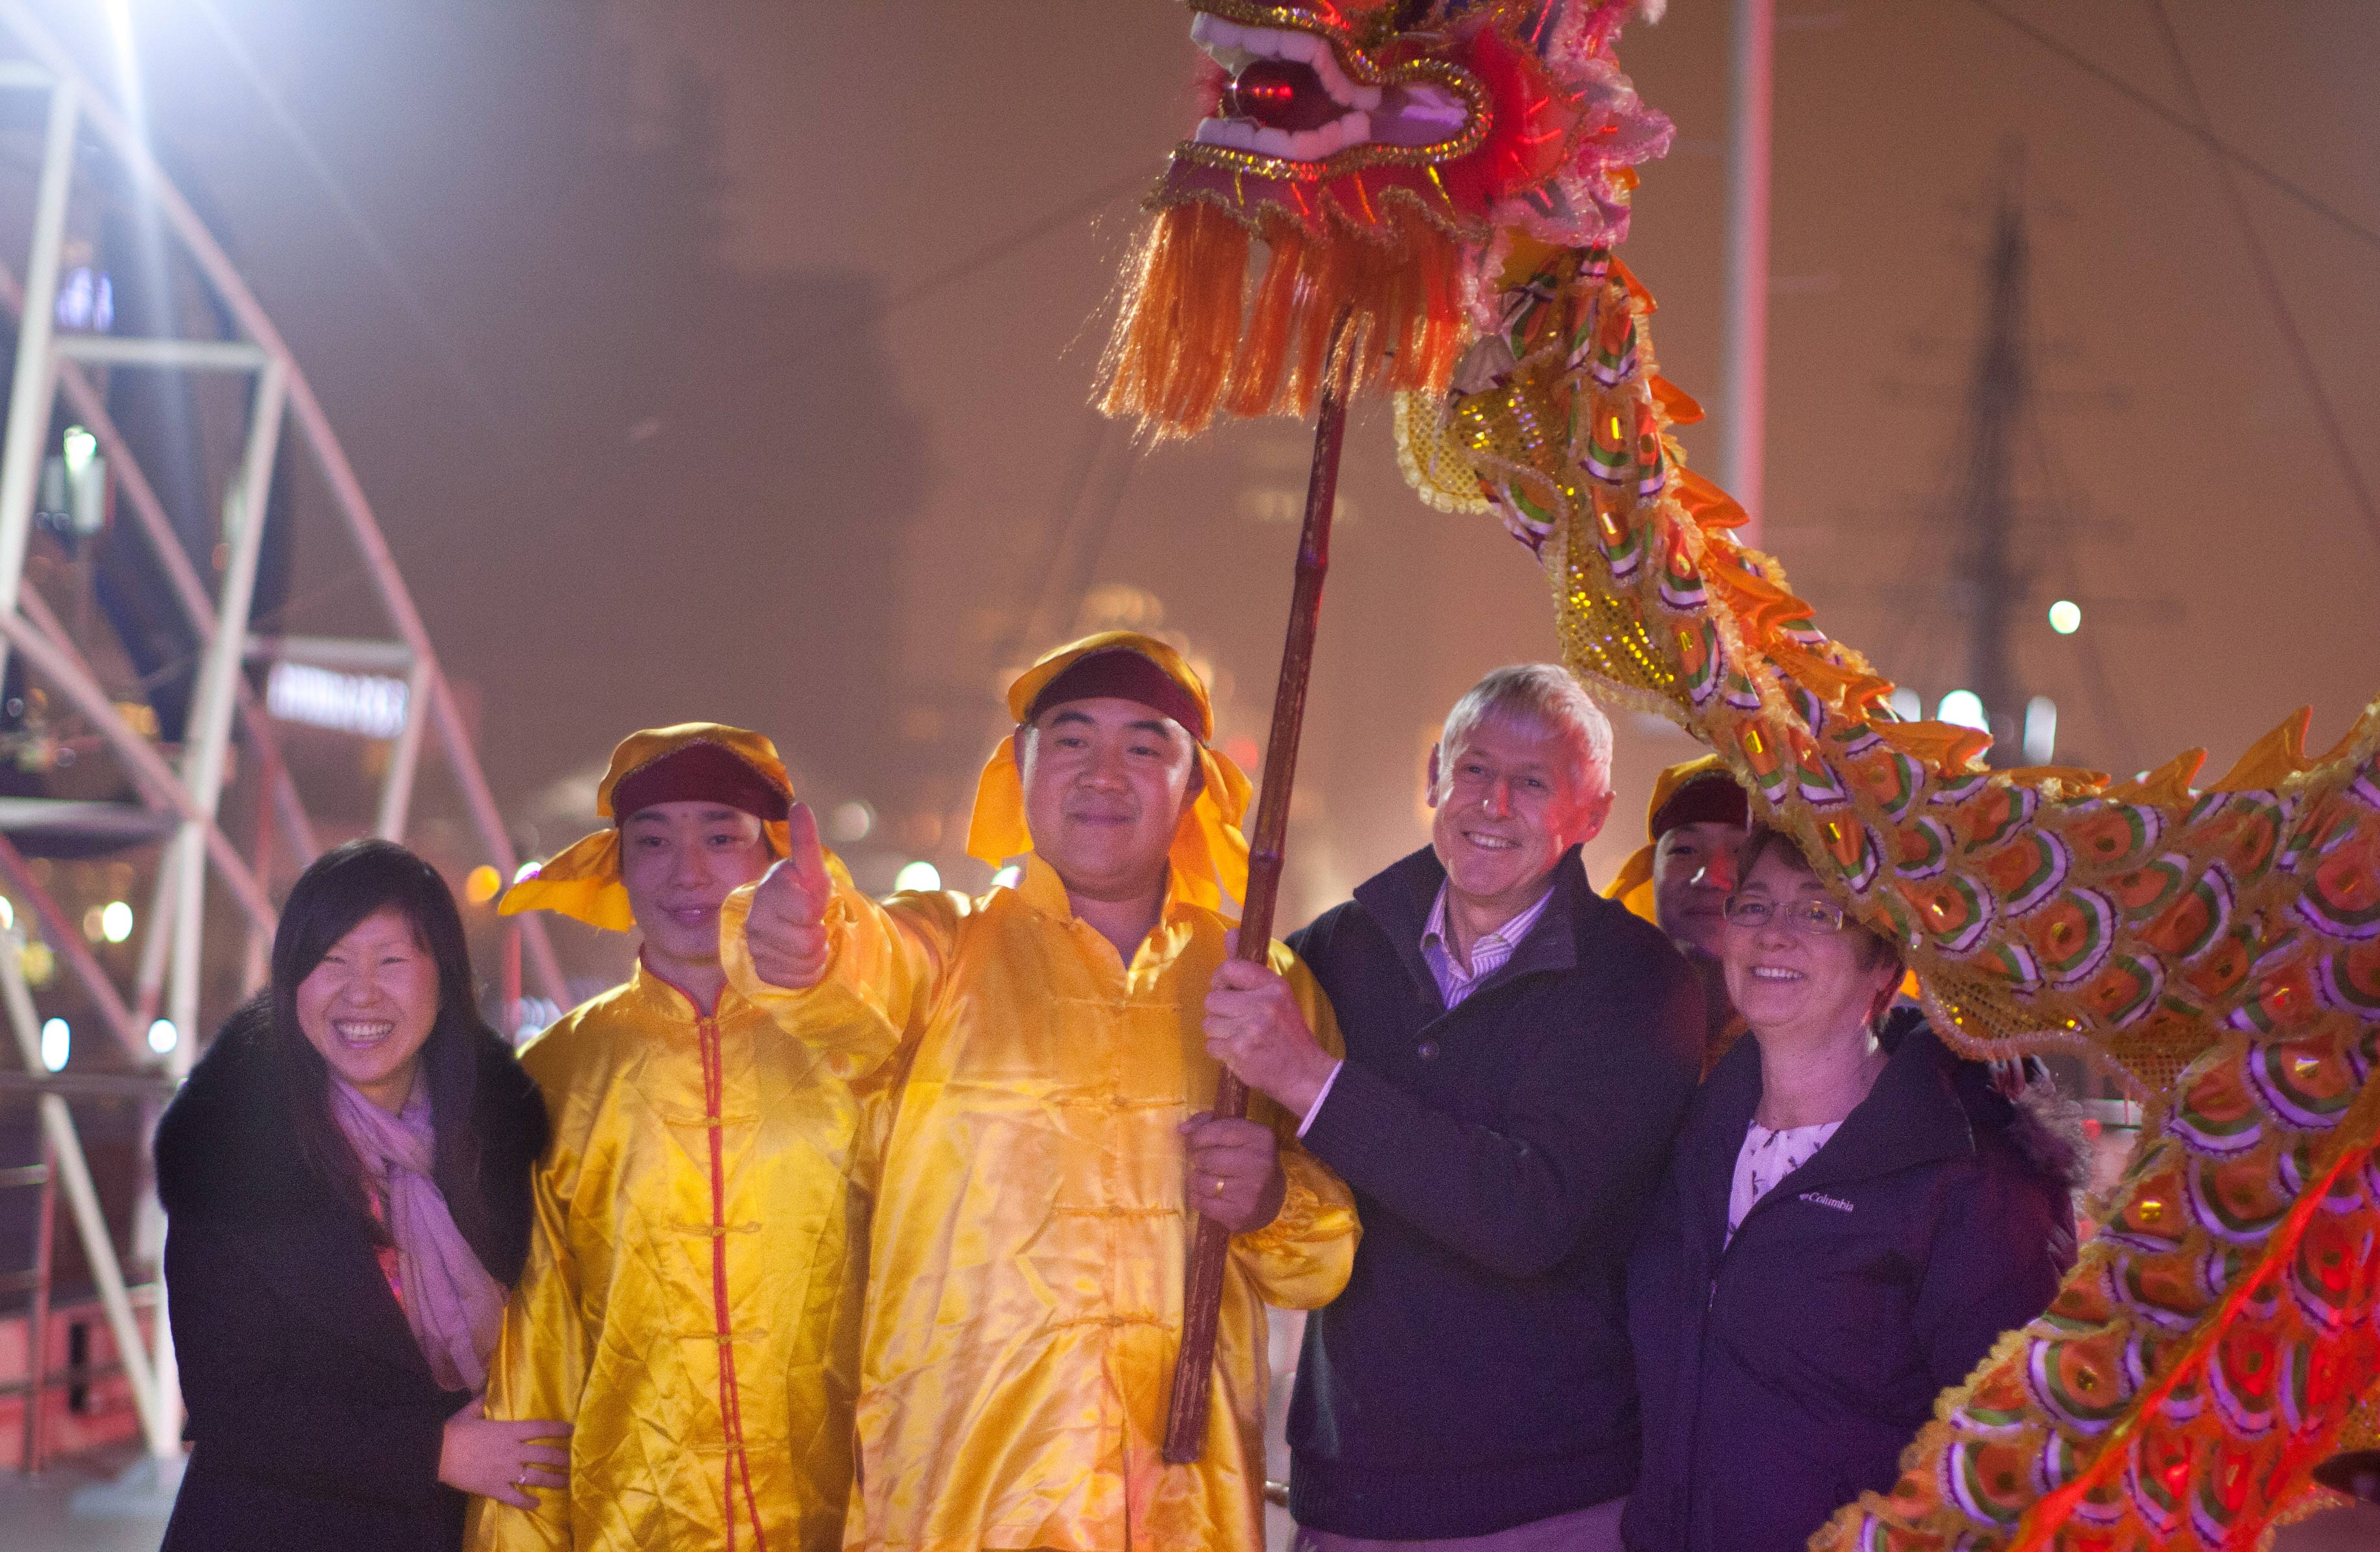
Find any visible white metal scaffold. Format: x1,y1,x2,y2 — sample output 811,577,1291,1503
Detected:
0,1,568,1469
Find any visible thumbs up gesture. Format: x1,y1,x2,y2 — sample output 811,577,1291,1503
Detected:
747,801,835,989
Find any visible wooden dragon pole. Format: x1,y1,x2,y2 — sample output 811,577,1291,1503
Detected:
1163,309,1353,1465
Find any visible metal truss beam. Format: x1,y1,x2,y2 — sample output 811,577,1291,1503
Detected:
0,259,325,872
53,334,268,370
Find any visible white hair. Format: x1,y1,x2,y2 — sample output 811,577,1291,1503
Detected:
1436,664,1613,803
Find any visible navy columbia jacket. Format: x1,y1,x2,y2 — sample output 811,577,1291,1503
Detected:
1622,1015,2081,1552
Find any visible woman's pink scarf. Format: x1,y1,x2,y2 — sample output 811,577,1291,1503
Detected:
330,1074,505,1392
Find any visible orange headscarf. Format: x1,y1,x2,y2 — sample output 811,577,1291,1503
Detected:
965,631,1254,913
499,723,798,931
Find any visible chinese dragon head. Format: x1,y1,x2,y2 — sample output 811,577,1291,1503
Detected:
1101,0,1672,438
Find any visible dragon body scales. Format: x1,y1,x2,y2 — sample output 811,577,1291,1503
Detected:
1099,3,2380,1546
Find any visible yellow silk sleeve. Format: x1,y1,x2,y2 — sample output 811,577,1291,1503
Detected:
466,1142,581,1552
717,883,965,1071
1229,951,1360,1310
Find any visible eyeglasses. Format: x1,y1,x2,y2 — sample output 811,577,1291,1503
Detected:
1722,895,1850,935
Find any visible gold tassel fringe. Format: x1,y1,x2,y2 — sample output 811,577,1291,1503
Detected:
1100,202,1468,439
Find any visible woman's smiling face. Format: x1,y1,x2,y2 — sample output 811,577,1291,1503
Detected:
294,905,440,1113
1722,845,1900,1047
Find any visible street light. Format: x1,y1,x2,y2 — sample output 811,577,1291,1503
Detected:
1938,690,1988,733
2023,697,2058,764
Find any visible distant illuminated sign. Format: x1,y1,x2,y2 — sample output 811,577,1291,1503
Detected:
266,661,409,739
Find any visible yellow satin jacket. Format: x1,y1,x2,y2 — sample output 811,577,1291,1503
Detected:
468,960,882,1552
720,856,1359,1552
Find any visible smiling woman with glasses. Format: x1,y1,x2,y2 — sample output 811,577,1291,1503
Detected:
1621,828,2087,1552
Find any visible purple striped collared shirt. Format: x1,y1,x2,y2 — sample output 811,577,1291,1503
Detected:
1419,880,1557,1008
1297,879,1557,1136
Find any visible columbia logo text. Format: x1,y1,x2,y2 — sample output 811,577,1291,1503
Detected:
1798,1191,1855,1213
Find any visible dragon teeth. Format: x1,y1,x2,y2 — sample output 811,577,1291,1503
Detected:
1188,12,1382,113
1192,112,1373,162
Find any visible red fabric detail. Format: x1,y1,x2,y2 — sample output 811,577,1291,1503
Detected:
699,1015,767,1552
1463,23,1572,199
1650,773,1749,840
613,742,790,825
1190,52,1227,118
1024,649,1210,740
365,1189,406,1315
637,953,719,1019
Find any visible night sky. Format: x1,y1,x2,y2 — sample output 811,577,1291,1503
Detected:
41,0,2380,955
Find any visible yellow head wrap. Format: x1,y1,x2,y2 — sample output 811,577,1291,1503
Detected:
499,723,796,931
1606,751,1742,925
965,631,1254,913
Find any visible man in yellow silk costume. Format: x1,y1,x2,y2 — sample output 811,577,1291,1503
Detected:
728,632,1360,1552
471,724,877,1552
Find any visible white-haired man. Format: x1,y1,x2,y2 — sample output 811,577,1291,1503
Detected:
1203,664,1705,1551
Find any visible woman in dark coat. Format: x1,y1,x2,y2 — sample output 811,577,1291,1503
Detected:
1624,829,2083,1552
156,840,564,1551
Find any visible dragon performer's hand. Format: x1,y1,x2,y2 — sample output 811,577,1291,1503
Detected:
1180,1111,1286,1233
747,802,834,988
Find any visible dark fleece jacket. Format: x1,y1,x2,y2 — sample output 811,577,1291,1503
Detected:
1622,1013,2084,1552
154,1005,546,1552
1284,845,1705,1540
